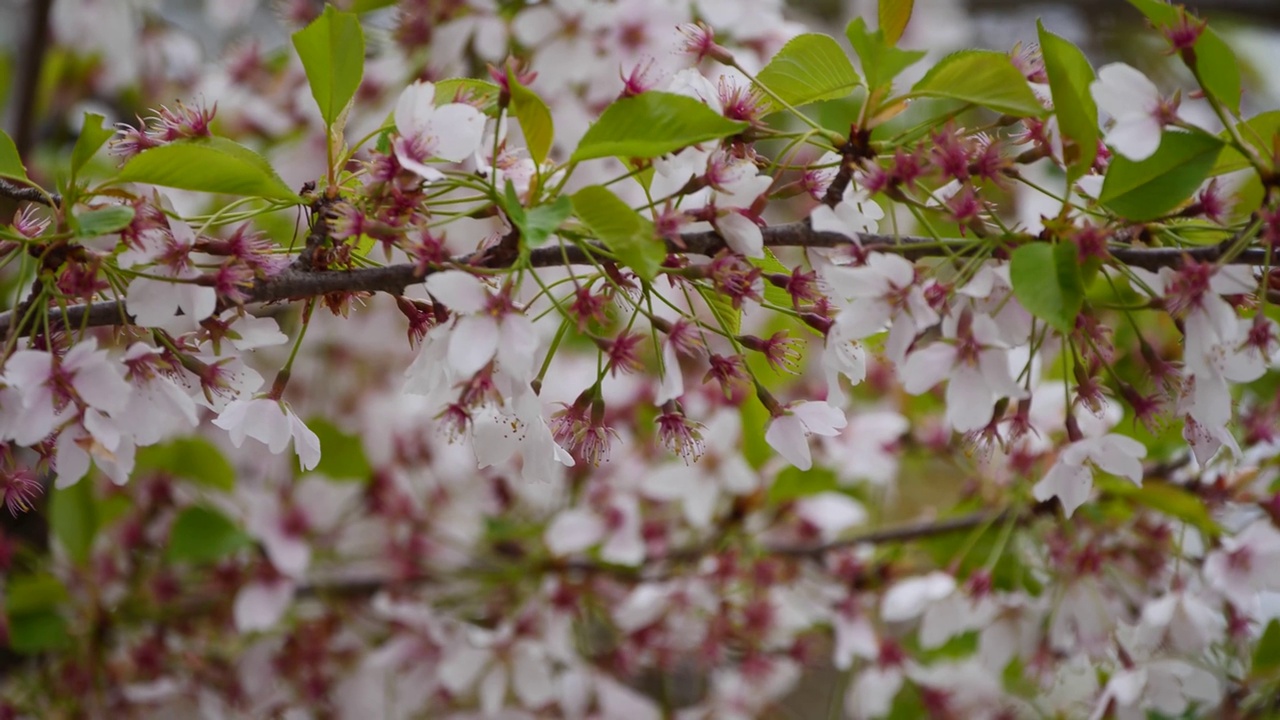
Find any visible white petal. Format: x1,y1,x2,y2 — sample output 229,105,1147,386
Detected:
394,81,436,136
544,508,605,555
448,315,499,376
233,579,294,632
900,343,955,394
881,571,956,623
766,415,812,470
791,400,847,435
810,204,856,241
428,103,486,163
425,270,490,313
718,212,763,258
1104,117,1163,161
1033,459,1094,518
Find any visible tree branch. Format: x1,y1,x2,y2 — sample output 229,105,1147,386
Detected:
0,178,60,208
0,221,1269,337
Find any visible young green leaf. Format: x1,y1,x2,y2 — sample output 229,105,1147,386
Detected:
73,205,135,237
910,50,1046,117
571,185,665,281
49,481,97,565
845,18,925,92
0,128,30,182
756,33,861,109
767,466,839,504
309,418,373,482
571,92,747,162
135,437,237,492
6,574,69,615
167,506,253,564
70,112,115,178
435,78,501,111
1127,1,1241,114
1009,242,1084,335
5,610,70,654
291,5,365,129
1098,131,1224,221
1212,110,1280,175
878,0,913,46
1194,27,1242,115
520,195,572,249
1036,22,1098,181
1254,620,1280,677
118,137,301,203
507,67,554,165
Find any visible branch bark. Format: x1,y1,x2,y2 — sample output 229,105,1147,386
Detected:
0,221,1269,337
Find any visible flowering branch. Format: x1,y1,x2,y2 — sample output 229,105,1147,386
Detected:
0,221,1269,337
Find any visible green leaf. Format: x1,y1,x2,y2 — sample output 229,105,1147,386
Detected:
71,112,114,178
507,67,554,165
571,186,665,281
1100,478,1220,538
739,395,771,469
136,437,236,492
73,206,135,237
0,128,29,182
520,194,572,249
845,18,925,91
1098,131,1224,221
166,506,252,564
291,5,365,129
6,611,70,654
435,78,501,111
6,574,68,615
750,250,795,308
308,418,373,482
49,481,96,565
756,33,861,109
572,92,747,162
349,0,397,10
879,0,913,46
1213,110,1280,175
767,466,839,504
1037,22,1098,181
1009,242,1084,334
698,283,741,337
118,137,301,203
1254,620,1280,677
1127,1,1241,115
1195,28,1242,115
1127,0,1179,24
910,50,1046,117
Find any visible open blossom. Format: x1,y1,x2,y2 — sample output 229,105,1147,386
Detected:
900,311,1025,433
425,270,538,382
1090,62,1180,161
471,387,574,483
213,396,321,471
393,80,485,182
2,338,132,446
765,400,847,470
822,252,939,367
1032,433,1147,517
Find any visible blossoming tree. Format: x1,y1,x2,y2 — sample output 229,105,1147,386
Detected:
1,0,1279,717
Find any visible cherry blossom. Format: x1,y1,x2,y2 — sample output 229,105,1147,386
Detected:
212,396,321,471
1090,62,1180,161
1032,433,1147,517
393,80,486,182
764,400,847,470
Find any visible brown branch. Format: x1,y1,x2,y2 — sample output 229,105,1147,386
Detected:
0,178,60,207
0,222,1270,337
